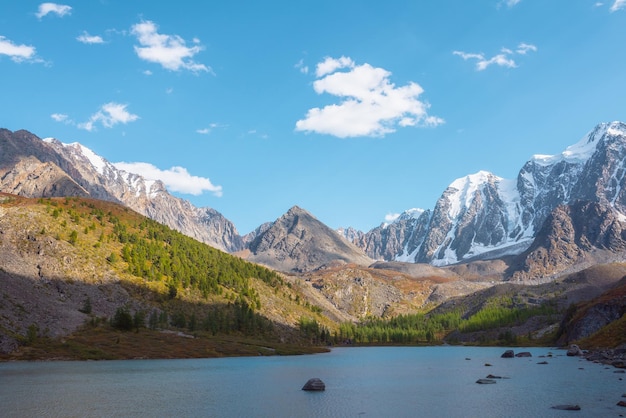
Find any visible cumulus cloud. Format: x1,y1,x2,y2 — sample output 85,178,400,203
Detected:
78,102,139,131
0,36,37,62
112,162,223,197
295,56,443,138
610,0,626,11
131,20,210,73
453,42,537,71
36,3,72,19
77,32,104,44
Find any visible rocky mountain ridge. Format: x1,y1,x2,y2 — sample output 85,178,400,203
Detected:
0,129,242,252
353,122,626,268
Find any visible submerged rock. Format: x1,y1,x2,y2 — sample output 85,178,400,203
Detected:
302,378,325,391
551,404,581,411
515,351,532,357
476,378,497,384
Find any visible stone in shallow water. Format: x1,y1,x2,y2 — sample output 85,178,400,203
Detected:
302,378,325,391
501,350,515,358
551,404,581,411
476,378,497,384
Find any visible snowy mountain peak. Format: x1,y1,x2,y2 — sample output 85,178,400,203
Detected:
530,123,617,167
606,121,626,137
448,170,497,191
446,171,500,219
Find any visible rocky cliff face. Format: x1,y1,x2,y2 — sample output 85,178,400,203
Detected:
247,206,373,272
511,201,626,281
0,129,243,252
557,275,626,346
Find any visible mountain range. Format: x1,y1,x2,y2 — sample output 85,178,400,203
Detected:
350,122,626,268
3,122,626,355
2,121,626,281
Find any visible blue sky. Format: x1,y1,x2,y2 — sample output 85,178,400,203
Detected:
1,1,625,234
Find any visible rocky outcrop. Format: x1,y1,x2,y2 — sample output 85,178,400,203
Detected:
0,156,89,198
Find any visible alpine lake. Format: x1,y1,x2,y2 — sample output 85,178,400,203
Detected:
1,346,625,417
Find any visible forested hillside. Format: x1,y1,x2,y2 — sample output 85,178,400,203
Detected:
0,194,331,359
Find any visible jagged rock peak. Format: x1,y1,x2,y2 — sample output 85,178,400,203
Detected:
246,205,372,272
285,205,308,216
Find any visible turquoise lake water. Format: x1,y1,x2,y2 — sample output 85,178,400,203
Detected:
1,346,624,417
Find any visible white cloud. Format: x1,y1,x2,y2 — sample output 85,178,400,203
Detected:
498,0,522,7
295,56,443,138
315,56,354,77
516,43,537,54
384,213,400,223
453,42,537,71
295,59,309,74
0,36,37,62
131,20,210,73
78,102,139,131
51,113,69,122
36,3,72,19
610,0,626,11
77,32,104,44
196,123,226,135
112,162,223,197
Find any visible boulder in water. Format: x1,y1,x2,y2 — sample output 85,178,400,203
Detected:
476,378,497,384
302,378,325,391
566,344,583,357
501,350,515,358
515,351,532,357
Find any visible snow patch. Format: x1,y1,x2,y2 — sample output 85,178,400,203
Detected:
76,144,107,175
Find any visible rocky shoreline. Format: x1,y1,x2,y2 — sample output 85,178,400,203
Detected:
582,345,626,369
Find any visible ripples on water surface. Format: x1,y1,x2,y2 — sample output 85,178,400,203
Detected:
1,346,624,417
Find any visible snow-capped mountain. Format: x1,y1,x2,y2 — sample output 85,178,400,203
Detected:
0,129,243,252
353,121,626,266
